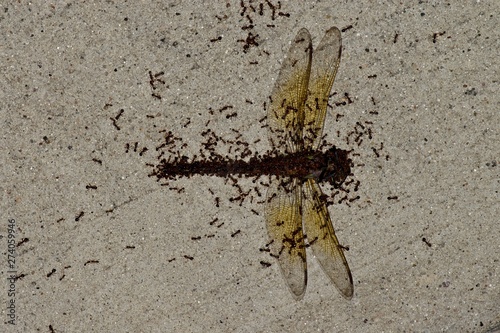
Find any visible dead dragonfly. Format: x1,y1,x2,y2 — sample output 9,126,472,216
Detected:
152,27,353,299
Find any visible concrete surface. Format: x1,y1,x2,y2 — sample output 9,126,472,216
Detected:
1,1,498,332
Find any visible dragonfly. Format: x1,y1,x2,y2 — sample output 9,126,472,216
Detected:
152,26,353,299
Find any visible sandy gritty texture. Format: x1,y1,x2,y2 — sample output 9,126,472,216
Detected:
1,1,498,332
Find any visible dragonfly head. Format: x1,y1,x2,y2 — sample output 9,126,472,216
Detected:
318,146,352,188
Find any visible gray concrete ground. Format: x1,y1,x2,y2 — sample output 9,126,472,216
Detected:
1,1,498,332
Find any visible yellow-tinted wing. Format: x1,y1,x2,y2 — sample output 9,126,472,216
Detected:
303,27,342,150
302,178,353,299
267,28,312,154
265,177,307,299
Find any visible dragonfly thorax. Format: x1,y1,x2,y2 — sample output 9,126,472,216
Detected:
314,146,352,188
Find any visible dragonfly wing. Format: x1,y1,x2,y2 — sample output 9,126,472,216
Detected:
267,28,312,154
265,177,307,299
303,27,342,150
302,178,353,299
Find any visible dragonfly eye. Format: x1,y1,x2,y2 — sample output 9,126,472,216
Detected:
320,146,352,188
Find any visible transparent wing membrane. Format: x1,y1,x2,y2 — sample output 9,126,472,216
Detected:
265,27,352,299
267,28,312,154
303,27,342,150
302,179,353,299
265,178,307,298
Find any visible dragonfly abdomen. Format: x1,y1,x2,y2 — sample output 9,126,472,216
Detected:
152,148,350,183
